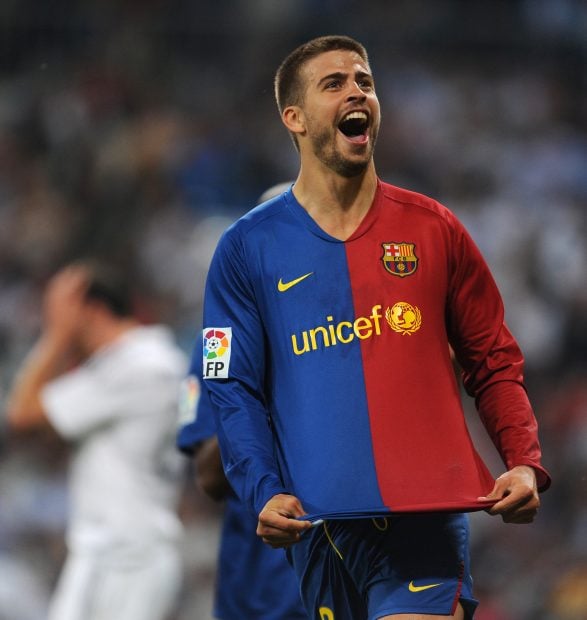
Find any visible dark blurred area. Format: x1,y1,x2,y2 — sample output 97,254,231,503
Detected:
0,1,585,618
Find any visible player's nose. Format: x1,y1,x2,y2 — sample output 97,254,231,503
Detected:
346,81,367,101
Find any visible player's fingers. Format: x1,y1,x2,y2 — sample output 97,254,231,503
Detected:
258,495,312,531
489,487,539,521
257,523,303,548
500,497,539,523
502,509,538,524
498,504,538,523
262,538,297,549
257,507,310,533
478,480,508,504
261,533,301,548
260,493,308,519
276,495,308,519
258,513,310,536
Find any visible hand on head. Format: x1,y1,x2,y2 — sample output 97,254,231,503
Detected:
43,264,91,346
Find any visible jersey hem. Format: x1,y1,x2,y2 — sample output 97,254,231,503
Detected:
300,498,497,521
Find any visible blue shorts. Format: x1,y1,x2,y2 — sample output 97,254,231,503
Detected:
288,513,478,620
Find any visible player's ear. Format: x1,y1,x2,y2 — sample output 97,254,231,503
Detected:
282,105,306,137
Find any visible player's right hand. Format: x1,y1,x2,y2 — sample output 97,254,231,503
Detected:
257,493,312,548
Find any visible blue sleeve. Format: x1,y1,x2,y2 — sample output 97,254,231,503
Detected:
176,336,217,454
203,228,288,516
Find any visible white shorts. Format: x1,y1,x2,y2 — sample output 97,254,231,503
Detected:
48,540,182,620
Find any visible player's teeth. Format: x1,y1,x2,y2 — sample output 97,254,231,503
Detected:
342,112,367,122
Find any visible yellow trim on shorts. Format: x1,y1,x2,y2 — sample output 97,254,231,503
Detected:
323,521,343,560
372,516,389,531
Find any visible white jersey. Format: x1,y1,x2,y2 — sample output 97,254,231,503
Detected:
42,325,187,552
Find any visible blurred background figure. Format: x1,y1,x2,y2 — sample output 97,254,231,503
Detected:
176,183,306,620
5,261,187,620
0,1,585,618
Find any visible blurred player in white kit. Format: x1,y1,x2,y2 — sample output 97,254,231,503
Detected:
6,260,187,620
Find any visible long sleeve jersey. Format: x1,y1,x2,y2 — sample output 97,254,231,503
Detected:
202,180,550,520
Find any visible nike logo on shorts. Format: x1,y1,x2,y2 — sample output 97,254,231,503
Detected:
408,580,443,592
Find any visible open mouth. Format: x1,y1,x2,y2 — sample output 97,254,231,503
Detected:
338,111,369,144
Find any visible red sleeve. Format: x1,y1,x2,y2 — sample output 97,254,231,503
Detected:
476,376,551,491
446,212,551,492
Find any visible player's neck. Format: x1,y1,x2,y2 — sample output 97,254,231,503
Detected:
293,164,378,240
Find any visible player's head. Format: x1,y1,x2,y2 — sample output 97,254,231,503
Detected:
274,35,371,152
274,35,379,178
81,260,134,318
43,259,136,358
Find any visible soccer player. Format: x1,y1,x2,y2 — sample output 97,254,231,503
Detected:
200,36,551,619
177,336,307,619
6,261,186,620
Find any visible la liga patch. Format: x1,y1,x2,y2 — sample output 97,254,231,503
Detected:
177,375,200,425
203,327,232,379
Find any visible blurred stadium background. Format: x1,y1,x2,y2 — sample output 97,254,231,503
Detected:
0,1,585,618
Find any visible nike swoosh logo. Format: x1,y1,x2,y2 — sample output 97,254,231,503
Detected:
277,272,313,292
408,580,443,593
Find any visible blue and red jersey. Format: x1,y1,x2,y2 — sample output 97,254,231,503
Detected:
202,180,550,520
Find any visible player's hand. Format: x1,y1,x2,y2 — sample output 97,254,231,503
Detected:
479,465,540,524
43,265,90,345
257,493,312,548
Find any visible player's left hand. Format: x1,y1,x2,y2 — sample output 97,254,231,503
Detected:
479,465,540,524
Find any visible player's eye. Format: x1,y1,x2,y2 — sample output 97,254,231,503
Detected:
358,79,374,90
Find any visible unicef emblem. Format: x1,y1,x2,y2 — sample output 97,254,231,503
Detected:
385,302,422,335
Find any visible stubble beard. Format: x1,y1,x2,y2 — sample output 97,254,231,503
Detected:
311,125,377,178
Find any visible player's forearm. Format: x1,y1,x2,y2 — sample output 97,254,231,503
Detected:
219,435,288,516
194,437,233,501
6,334,69,430
476,379,551,491
206,391,286,514
216,416,288,516
206,376,288,515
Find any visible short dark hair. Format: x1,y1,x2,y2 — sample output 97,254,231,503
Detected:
82,260,134,318
274,35,370,115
